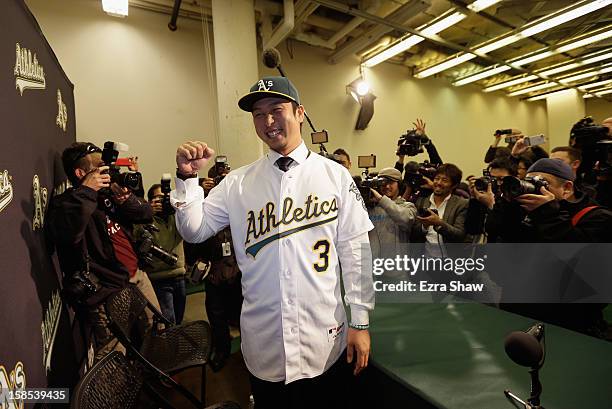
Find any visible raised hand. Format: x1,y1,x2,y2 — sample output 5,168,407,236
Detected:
176,141,215,175
81,166,111,192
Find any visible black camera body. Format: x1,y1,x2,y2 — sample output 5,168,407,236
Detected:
397,130,429,157
357,175,385,207
404,160,438,190
501,175,549,200
101,141,141,191
595,140,612,176
474,170,499,194
214,156,231,185
137,224,178,267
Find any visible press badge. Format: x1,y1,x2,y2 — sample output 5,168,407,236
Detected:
222,241,232,257
327,322,345,343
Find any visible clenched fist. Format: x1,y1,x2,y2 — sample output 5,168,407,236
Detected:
176,141,215,175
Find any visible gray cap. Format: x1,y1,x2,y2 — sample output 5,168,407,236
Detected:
378,167,402,182
527,158,575,181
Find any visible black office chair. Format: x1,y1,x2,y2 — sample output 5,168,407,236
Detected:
70,351,172,409
71,351,242,409
105,284,212,407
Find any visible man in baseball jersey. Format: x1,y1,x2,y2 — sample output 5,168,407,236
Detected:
171,76,375,408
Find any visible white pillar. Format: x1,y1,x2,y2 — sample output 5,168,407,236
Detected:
212,0,263,168
546,90,586,148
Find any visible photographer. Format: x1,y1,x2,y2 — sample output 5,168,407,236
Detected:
483,158,612,336
367,168,417,275
465,157,519,240
333,148,352,172
411,164,468,256
484,129,519,164
189,162,242,372
134,183,187,325
48,142,159,361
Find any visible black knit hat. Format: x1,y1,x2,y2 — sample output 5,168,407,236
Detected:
527,158,575,181
238,76,300,112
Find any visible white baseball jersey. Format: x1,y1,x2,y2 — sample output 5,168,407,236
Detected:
171,141,374,383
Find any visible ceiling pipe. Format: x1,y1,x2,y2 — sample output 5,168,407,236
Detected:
264,0,295,50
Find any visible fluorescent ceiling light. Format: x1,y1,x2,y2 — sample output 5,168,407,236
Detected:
102,0,128,16
520,0,612,38
363,1,503,68
511,51,555,67
559,64,612,84
454,48,612,87
475,34,523,54
483,75,538,92
416,0,611,78
583,93,595,99
579,79,612,90
363,11,467,68
453,65,511,86
421,12,467,36
527,89,574,101
507,82,557,97
467,0,502,13
539,49,612,77
596,89,612,96
415,53,476,78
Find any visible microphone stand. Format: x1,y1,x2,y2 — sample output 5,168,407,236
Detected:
504,367,545,409
272,65,318,133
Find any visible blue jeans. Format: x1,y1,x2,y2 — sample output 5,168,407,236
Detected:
152,277,186,325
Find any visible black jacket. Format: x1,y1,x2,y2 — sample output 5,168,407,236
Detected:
48,185,153,305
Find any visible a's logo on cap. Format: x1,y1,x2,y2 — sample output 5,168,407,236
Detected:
257,79,273,91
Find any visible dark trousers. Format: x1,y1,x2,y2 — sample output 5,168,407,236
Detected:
152,277,186,325
249,350,352,409
204,278,242,358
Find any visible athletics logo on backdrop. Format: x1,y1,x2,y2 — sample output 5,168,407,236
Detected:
244,194,338,257
32,175,48,231
0,171,13,214
56,90,67,131
42,291,62,374
0,362,26,409
14,43,46,96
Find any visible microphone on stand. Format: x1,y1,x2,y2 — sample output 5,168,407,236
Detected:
261,48,318,134
503,323,546,409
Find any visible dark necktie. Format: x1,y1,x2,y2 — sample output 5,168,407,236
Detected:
276,156,295,172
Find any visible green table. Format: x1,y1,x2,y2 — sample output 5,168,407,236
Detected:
367,303,612,409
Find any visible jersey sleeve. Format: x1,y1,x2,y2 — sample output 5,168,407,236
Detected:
171,177,230,243
337,168,374,242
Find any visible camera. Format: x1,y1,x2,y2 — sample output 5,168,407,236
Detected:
495,129,513,136
160,173,174,216
474,169,499,194
404,160,438,191
137,224,178,267
101,141,141,191
595,140,612,176
397,129,429,157
356,154,379,205
501,175,549,200
523,134,546,147
357,175,385,207
214,156,231,184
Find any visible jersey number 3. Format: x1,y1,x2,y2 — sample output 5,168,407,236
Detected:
313,239,330,274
